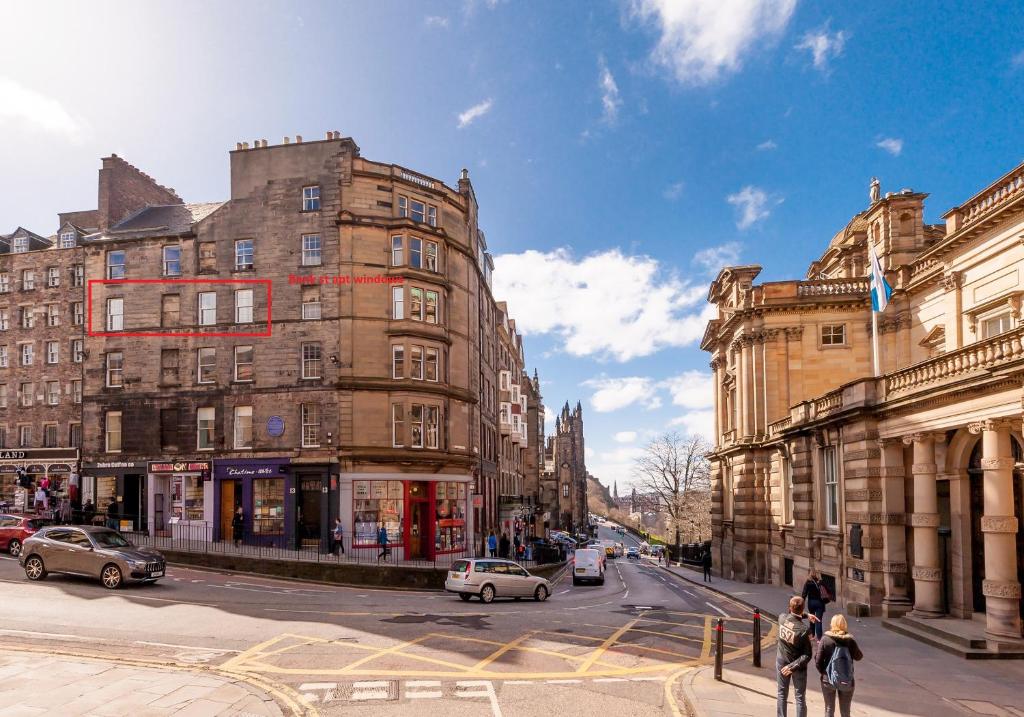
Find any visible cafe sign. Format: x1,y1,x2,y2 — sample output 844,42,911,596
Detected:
149,461,212,474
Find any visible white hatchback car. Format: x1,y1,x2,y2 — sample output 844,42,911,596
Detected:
445,558,552,603
572,548,605,586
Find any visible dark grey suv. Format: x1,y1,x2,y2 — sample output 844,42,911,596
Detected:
20,525,166,589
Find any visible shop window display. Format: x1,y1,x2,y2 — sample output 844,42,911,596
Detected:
354,480,403,545
434,481,466,553
171,475,204,521
253,478,284,535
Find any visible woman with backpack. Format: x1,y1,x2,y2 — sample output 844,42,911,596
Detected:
801,570,830,640
814,614,863,717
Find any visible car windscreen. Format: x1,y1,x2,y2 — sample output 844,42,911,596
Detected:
90,530,131,548
25,519,49,530
451,560,470,573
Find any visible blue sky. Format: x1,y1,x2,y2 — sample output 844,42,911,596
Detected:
2,1,1023,491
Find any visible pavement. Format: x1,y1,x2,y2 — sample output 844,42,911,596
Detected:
663,564,1024,717
0,649,282,716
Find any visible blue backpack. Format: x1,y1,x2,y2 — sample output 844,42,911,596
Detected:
826,644,855,692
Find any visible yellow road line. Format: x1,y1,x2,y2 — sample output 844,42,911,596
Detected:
471,631,537,671
700,616,713,662
339,634,438,673
237,661,695,680
430,632,619,668
663,666,692,717
220,634,291,671
576,618,640,673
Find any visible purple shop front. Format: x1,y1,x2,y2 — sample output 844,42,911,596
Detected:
213,459,292,547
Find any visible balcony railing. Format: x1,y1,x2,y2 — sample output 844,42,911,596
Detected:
814,389,843,416
954,165,1024,232
885,326,1024,396
767,416,791,437
796,278,870,298
399,169,435,190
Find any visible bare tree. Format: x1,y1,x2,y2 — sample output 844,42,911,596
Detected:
632,432,712,547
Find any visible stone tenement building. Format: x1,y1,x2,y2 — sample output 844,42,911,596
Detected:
2,133,556,559
542,401,588,532
703,163,1024,648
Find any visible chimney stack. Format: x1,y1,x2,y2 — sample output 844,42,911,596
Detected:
326,131,332,140
284,136,290,144
236,142,243,150
296,135,303,143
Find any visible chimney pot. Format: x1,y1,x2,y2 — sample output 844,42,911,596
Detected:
261,139,268,147
242,142,249,149
326,131,332,140
236,142,243,150
296,135,302,143
460,168,469,180
284,136,290,144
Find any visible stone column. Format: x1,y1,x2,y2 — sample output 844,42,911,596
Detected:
711,358,722,443
739,336,755,439
970,420,1022,639
904,432,943,617
879,438,912,615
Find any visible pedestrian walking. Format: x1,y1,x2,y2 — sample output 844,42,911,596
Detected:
487,531,497,557
702,548,713,581
105,498,119,530
513,533,521,558
333,518,346,556
814,614,863,717
231,506,244,547
499,532,510,559
776,595,817,717
377,524,390,561
33,486,47,513
801,570,830,641
82,499,95,525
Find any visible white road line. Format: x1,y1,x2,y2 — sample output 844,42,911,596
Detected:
623,590,629,599
351,680,392,701
630,676,666,682
558,589,571,595
503,680,533,685
546,679,582,684
706,601,730,617
455,680,502,717
0,628,86,640
594,677,627,683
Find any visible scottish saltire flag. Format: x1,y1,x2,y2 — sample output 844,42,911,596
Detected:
868,243,892,312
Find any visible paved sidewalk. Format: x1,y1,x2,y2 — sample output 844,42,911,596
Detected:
0,650,283,716
660,563,1024,717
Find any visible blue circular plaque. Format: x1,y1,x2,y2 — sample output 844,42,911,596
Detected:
267,415,285,437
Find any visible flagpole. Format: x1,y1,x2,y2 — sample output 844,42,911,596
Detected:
871,310,881,377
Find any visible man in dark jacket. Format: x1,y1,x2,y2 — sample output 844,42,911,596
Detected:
777,595,817,717
701,549,713,581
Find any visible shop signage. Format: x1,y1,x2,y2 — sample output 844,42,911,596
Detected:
472,493,483,508
354,481,370,499
0,448,78,461
388,482,402,499
89,461,142,469
267,416,285,437
149,461,213,473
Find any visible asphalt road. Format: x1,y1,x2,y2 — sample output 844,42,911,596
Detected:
0,524,760,717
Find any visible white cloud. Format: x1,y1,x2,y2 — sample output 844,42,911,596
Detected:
457,98,494,129
663,181,685,200
628,0,797,86
693,242,741,275
425,15,450,28
727,185,777,229
598,57,622,124
756,139,777,151
582,376,661,413
0,76,84,141
795,27,848,71
876,137,903,156
614,430,638,443
668,409,715,437
492,248,713,362
663,370,714,409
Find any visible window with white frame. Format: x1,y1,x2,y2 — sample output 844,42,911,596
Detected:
106,298,123,331
46,382,59,406
20,307,33,329
163,245,181,276
21,269,34,290
46,267,59,287
392,404,404,446
197,407,215,450
106,352,123,387
59,230,76,248
0,274,7,292
19,425,31,448
425,405,439,449
0,384,5,408
301,343,321,379
198,292,216,325
782,453,795,525
234,345,253,382
391,236,403,266
19,382,32,407
0,309,7,331
425,241,438,271
73,302,84,326
73,265,84,287
392,345,404,378
72,339,83,363
410,404,424,448
0,346,8,368
46,341,58,364
301,234,321,266
500,370,510,390
106,250,125,279
13,237,27,253
72,379,82,404
428,205,437,227
411,345,423,380
301,286,321,319
300,403,319,447
302,185,321,211
425,347,439,382
392,286,404,319
46,304,59,327
409,238,422,269
235,239,254,270
197,348,216,384
821,324,846,346
234,406,253,448
21,343,33,366
563,483,569,498
69,423,82,447
235,288,254,323
105,411,122,452
410,287,423,320
425,290,438,324
43,424,58,447
822,446,839,528
981,313,1014,339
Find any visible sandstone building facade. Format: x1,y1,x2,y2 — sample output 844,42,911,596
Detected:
703,164,1024,645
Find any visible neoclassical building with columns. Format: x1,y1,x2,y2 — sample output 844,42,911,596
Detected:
702,162,1024,647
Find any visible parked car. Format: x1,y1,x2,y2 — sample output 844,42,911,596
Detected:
549,533,578,550
625,546,641,560
572,548,605,585
0,514,49,557
445,558,551,603
20,525,166,589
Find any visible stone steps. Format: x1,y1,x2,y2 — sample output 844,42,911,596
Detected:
882,615,1024,659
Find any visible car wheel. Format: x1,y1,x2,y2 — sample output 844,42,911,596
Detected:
534,585,549,602
24,555,46,581
8,539,22,558
101,564,123,590
459,593,472,602
480,584,495,604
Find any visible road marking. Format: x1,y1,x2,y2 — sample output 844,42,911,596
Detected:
405,680,442,699
351,680,393,701
594,677,627,683
576,617,641,673
701,616,713,661
631,676,667,681
503,680,532,684
134,640,239,653
455,680,502,717
298,682,337,704
340,634,435,672
546,679,581,684
558,589,570,595
706,602,729,618
472,631,536,671
0,628,87,640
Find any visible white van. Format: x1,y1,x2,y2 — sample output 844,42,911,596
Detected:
572,548,605,586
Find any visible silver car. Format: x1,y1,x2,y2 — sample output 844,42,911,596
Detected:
445,558,551,603
20,525,166,590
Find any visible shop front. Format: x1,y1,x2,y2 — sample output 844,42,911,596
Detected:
147,460,214,540
81,459,145,530
1,449,79,516
342,474,472,562
212,458,291,547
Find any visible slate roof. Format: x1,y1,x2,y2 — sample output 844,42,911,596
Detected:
106,202,224,237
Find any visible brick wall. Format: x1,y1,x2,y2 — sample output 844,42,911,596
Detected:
98,154,182,231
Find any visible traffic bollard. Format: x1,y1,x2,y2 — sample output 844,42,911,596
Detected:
713,617,724,681
752,608,761,667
